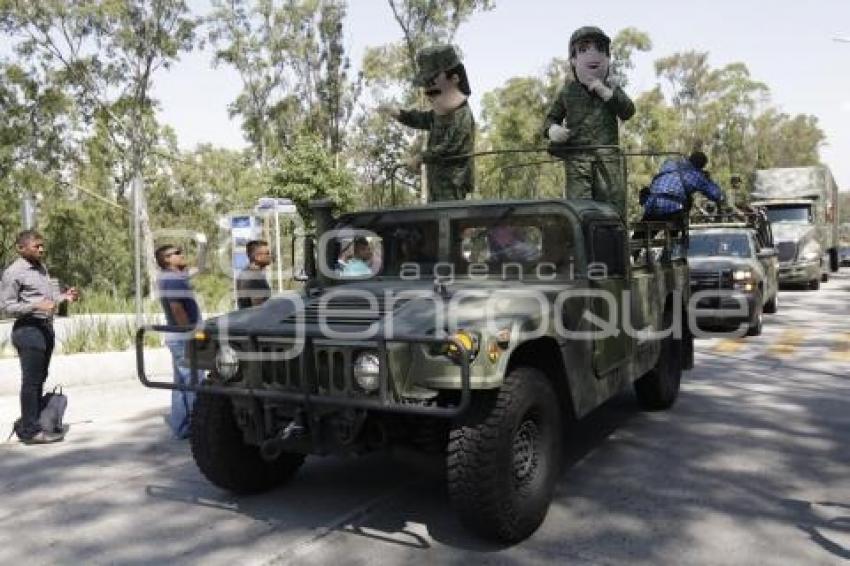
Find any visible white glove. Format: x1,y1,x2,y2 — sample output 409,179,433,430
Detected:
588,79,614,101
548,124,570,143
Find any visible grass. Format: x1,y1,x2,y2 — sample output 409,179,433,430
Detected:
67,291,160,315
60,315,163,354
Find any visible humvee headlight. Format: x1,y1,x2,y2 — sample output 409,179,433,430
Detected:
446,330,479,362
353,351,381,392
215,343,240,380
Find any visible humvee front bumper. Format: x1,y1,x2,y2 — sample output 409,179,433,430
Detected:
136,325,471,419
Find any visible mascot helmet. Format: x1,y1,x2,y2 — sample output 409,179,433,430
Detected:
569,26,611,57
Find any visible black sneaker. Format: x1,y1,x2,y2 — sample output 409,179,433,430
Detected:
21,430,64,445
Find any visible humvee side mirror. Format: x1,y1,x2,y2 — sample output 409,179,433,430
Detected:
757,248,777,259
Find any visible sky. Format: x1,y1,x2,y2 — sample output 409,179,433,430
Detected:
152,0,850,189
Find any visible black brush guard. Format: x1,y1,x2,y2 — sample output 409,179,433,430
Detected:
136,325,471,419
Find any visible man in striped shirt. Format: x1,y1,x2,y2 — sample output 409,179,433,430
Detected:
1,230,79,444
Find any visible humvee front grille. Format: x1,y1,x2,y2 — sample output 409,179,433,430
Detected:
256,344,356,396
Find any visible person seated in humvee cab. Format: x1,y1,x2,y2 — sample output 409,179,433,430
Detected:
338,237,376,277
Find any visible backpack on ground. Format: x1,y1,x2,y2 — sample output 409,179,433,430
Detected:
38,386,68,434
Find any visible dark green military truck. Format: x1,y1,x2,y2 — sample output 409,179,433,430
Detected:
137,175,693,543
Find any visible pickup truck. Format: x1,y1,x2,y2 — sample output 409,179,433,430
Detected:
688,210,779,336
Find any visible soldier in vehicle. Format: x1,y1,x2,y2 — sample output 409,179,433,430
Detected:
379,44,475,202
543,26,635,216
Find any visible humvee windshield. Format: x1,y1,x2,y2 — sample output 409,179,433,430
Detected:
765,205,812,224
450,214,574,277
326,212,574,280
688,232,752,258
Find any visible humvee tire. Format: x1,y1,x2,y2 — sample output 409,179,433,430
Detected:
809,277,820,290
634,329,682,410
447,367,562,542
191,393,304,495
763,292,778,314
830,249,839,273
821,271,829,283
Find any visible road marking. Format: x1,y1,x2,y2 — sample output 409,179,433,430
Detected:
766,329,805,358
714,338,747,354
830,332,850,362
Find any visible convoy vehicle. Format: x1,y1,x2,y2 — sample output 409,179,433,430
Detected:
136,148,694,543
840,246,850,268
751,166,840,289
688,209,778,336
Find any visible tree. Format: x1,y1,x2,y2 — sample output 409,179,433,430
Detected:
0,62,72,267
610,27,652,88
1,0,198,300
270,134,356,222
208,0,359,162
477,76,562,199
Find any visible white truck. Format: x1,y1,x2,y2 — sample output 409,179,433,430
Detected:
751,166,840,289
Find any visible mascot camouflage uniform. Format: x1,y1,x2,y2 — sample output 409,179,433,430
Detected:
543,26,635,216
383,45,475,202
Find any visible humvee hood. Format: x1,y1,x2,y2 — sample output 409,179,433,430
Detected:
204,280,574,338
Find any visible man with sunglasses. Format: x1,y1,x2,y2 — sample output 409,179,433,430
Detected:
154,243,203,439
1,230,79,444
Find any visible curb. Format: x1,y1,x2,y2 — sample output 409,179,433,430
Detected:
0,348,172,396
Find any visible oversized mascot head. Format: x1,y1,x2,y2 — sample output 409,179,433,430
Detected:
569,26,611,87
414,44,471,115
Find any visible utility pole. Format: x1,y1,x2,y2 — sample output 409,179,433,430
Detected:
132,176,144,325
21,192,37,230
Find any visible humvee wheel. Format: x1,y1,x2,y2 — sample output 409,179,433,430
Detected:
634,331,682,410
809,277,821,290
447,367,562,543
191,393,304,495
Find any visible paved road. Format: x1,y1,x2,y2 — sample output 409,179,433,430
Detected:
1,272,848,565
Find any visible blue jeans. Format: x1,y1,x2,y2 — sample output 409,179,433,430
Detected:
165,340,200,439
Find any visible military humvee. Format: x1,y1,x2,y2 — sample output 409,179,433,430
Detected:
137,151,693,543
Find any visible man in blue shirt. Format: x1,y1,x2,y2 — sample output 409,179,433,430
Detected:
642,151,724,221
155,243,202,439
634,152,725,257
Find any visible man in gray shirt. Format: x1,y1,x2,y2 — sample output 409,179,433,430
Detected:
236,239,272,310
0,230,79,444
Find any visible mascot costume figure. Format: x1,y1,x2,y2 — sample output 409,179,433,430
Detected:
380,45,475,202
543,26,635,216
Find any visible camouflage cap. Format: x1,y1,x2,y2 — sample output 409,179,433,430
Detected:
414,44,462,86
569,26,611,52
